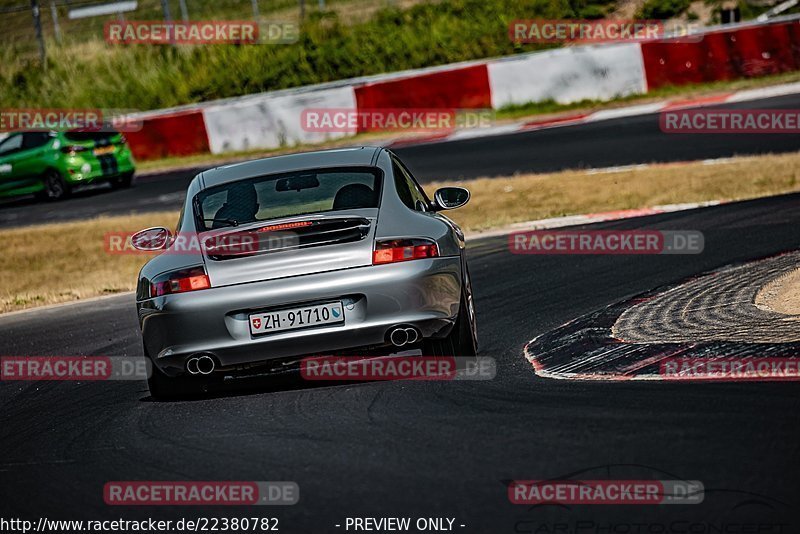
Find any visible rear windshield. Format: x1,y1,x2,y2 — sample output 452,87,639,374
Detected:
64,130,119,142
195,167,382,231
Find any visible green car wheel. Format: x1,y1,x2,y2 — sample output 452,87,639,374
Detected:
43,169,72,200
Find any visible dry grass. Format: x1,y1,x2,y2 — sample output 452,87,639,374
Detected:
0,212,177,313
437,153,800,232
2,151,800,313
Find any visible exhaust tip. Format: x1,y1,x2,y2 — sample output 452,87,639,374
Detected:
389,326,420,347
405,328,419,344
196,355,216,375
186,357,200,375
389,328,409,347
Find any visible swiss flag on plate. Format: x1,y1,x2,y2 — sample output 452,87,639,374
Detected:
252,318,261,329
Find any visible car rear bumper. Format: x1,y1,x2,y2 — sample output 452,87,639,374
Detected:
138,257,463,376
62,152,135,184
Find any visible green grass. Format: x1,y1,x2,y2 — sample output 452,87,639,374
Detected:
5,0,798,117
636,0,691,19
0,0,614,111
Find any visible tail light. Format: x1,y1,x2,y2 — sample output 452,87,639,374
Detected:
149,266,211,297
60,145,88,155
373,239,439,265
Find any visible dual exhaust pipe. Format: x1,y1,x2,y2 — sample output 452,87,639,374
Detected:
186,329,419,371
186,354,216,375
389,326,420,347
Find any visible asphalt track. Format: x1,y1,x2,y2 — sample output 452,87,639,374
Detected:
1,192,799,531
2,93,800,228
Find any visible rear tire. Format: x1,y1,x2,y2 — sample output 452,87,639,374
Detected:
423,282,478,357
42,170,71,200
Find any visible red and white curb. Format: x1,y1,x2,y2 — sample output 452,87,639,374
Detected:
523,345,674,381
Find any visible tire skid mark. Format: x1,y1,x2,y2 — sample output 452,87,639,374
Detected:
525,251,800,381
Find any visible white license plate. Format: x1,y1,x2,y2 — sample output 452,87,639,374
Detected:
249,301,344,335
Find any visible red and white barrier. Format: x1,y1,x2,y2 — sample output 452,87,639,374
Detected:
125,17,800,161
125,109,209,160
487,43,646,108
640,19,800,89
355,65,492,113
202,86,356,154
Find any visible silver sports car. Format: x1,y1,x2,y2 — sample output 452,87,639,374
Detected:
132,147,477,398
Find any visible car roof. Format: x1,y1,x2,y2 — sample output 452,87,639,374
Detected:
199,146,384,189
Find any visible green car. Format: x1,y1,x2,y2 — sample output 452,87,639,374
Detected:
0,130,136,200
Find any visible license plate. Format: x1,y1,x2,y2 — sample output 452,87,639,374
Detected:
249,301,344,335
93,145,115,156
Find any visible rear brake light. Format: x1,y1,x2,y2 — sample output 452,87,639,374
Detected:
373,239,439,265
150,266,211,297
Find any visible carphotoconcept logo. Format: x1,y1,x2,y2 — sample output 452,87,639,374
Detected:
104,481,299,505
509,230,704,255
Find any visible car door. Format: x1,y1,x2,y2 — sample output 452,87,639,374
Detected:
0,133,53,194
0,134,26,194
18,132,53,184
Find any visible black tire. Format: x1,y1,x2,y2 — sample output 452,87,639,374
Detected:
42,170,72,200
423,272,478,357
147,361,218,400
111,171,134,189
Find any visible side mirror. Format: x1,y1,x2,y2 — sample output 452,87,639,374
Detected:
131,227,172,251
433,187,470,210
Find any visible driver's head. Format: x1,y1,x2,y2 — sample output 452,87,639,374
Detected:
226,181,259,221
